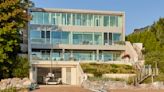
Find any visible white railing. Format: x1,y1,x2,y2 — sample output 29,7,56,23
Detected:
77,62,86,85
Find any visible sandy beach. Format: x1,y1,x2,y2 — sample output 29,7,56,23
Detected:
110,89,164,92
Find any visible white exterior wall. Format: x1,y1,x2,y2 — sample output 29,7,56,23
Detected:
62,67,66,84
71,68,77,85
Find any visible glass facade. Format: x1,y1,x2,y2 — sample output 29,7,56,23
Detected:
30,10,124,62
30,30,121,45
31,50,121,62
30,12,122,27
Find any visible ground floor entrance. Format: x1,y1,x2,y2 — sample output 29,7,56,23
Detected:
30,62,83,85
37,67,62,84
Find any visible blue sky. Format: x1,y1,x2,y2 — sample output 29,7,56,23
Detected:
32,0,164,35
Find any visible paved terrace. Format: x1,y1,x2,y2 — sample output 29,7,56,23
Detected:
32,85,92,92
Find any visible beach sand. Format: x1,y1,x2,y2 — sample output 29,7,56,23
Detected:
110,89,164,92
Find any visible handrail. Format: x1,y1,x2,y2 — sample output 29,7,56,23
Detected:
133,64,159,85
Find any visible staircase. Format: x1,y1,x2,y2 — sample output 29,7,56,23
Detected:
77,63,86,85
133,65,159,85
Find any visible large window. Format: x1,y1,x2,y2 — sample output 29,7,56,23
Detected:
73,33,83,44
51,31,69,44
73,32,93,45
81,14,87,26
43,12,50,24
30,12,122,28
51,31,61,44
110,16,116,27
67,14,71,25
30,31,43,43
76,14,81,25
104,16,109,27
113,33,121,42
61,32,69,44
30,31,40,39
83,33,93,45
62,13,67,25
37,12,44,24
94,33,102,45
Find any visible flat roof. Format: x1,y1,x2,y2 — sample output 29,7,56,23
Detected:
30,8,125,16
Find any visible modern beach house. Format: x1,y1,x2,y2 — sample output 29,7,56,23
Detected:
28,8,142,85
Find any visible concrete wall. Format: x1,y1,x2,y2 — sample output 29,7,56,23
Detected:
102,74,136,80
87,73,136,80
125,41,138,62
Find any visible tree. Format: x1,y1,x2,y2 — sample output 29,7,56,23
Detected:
126,18,164,75
12,57,29,78
0,0,32,79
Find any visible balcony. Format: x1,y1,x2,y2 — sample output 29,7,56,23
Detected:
31,43,125,50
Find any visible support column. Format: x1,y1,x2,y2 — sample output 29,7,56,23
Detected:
29,65,37,82
34,67,37,83
29,66,33,81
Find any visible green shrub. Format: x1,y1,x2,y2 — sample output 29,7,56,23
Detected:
80,63,136,77
12,57,30,78
0,87,16,92
88,77,126,82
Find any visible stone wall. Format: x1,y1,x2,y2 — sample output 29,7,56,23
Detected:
0,78,32,90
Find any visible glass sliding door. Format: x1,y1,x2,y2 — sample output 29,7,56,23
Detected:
103,32,113,45
46,31,50,44
94,32,102,45
104,33,108,45
109,33,112,45
51,31,61,45
83,33,93,45
73,32,82,44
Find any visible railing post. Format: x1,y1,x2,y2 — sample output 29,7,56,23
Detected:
148,65,152,76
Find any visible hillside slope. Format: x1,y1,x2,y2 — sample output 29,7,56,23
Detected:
126,18,164,81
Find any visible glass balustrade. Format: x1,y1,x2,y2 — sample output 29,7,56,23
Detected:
31,50,121,62
30,31,122,45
